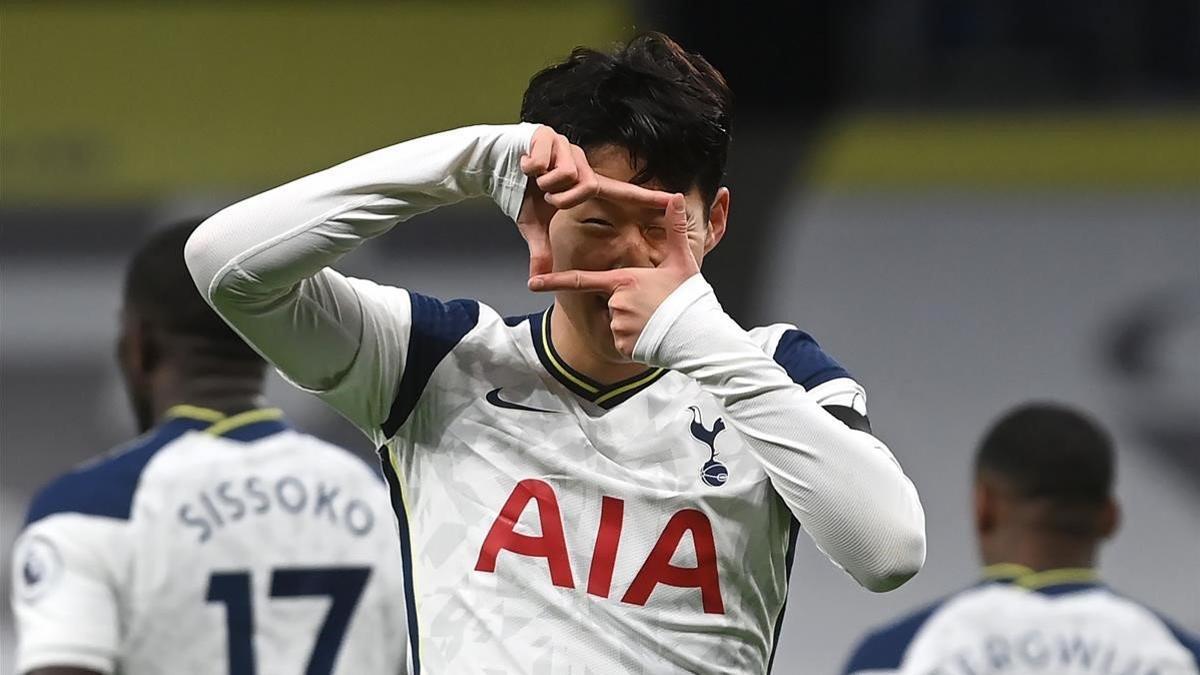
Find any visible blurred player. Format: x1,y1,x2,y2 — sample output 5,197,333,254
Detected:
186,33,925,672
843,402,1200,674
11,221,407,675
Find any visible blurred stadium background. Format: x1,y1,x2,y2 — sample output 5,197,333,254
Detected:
2,2,1197,673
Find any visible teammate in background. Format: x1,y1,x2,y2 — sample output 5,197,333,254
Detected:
186,33,925,672
843,402,1200,675
11,221,406,675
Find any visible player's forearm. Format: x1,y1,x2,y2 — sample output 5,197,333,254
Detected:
184,123,535,389
187,123,535,303
633,276,927,592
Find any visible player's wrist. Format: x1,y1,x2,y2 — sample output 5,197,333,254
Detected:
489,122,541,220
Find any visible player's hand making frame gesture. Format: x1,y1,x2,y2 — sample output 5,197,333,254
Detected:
528,192,697,358
516,125,673,278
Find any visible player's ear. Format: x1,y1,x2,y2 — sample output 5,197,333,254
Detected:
1098,496,1120,540
124,316,161,376
117,310,141,374
704,187,730,254
973,479,996,536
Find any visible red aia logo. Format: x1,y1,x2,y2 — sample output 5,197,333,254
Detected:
474,479,724,614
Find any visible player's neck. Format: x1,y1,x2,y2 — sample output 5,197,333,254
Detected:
151,369,266,423
549,301,650,385
981,532,1099,573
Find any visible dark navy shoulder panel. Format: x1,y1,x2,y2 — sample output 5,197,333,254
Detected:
1030,581,1103,597
24,417,205,526
382,293,480,438
843,598,946,673
773,329,852,389
220,419,289,443
1103,587,1200,663
1150,609,1200,664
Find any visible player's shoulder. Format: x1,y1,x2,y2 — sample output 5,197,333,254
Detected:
1090,586,1200,661
24,416,208,527
843,592,957,674
356,281,507,351
749,322,856,390
278,429,386,485
379,292,528,437
402,291,528,358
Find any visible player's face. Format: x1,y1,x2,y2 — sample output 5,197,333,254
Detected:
547,145,729,363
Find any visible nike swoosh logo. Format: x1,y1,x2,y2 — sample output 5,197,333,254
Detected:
485,388,559,414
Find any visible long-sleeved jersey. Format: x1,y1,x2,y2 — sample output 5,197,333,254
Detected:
186,123,926,673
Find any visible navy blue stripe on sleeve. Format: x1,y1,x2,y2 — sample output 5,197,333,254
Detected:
772,329,852,389
381,293,479,438
1155,611,1200,665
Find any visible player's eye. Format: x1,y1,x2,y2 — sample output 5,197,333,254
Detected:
581,217,615,227
642,224,667,238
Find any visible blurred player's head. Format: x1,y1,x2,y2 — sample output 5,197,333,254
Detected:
120,220,266,431
521,32,733,367
973,402,1119,569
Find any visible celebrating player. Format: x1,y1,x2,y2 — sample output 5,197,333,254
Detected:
843,403,1199,674
187,33,926,673
11,222,407,675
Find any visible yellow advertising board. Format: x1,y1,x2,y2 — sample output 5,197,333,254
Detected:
1,3,631,203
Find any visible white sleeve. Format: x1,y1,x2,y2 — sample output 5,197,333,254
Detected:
11,515,129,674
185,123,537,439
633,275,927,592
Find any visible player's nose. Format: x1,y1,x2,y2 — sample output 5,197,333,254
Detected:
611,227,658,269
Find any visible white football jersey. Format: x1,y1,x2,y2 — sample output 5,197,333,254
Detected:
844,567,1200,675
320,295,869,674
186,122,927,674
11,406,407,675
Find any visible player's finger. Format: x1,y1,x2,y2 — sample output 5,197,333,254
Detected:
544,175,601,209
596,177,673,209
664,193,692,259
536,136,581,193
527,245,552,279
520,130,554,177
518,223,553,279
543,148,599,209
527,269,626,294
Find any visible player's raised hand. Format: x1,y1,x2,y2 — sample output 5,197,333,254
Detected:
516,126,672,278
527,193,699,357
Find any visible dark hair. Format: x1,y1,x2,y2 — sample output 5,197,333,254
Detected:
124,219,262,364
975,403,1115,505
520,31,732,207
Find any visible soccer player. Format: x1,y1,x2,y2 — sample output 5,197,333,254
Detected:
10,222,407,675
186,33,926,672
843,403,1200,674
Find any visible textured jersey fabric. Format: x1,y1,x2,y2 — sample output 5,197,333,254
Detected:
187,123,926,673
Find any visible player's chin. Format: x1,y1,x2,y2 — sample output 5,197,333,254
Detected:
587,304,631,362
586,294,612,328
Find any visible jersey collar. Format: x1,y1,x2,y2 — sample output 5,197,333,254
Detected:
164,405,289,442
528,307,668,409
982,563,1102,596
